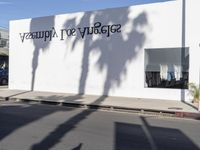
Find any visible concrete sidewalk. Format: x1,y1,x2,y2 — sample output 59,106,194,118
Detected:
0,88,199,119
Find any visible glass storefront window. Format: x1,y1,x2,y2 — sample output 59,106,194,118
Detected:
144,47,189,89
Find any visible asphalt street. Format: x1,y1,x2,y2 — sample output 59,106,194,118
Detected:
0,101,200,150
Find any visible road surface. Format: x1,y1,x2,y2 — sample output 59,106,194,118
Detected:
0,101,200,150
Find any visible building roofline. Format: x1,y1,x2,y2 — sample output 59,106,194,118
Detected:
0,27,8,31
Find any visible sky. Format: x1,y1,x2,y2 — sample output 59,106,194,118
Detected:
0,0,172,29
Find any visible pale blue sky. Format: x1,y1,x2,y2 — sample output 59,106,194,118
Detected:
0,0,172,29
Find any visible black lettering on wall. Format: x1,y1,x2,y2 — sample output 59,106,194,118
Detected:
19,22,122,43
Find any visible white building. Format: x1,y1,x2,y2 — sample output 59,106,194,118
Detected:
9,0,200,102
0,27,9,70
0,27,9,55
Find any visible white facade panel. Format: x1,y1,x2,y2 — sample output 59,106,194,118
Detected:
9,0,199,101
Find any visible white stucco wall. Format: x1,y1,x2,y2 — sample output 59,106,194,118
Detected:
186,0,200,86
10,0,197,101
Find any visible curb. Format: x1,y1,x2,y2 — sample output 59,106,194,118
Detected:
4,97,199,120
0,96,9,101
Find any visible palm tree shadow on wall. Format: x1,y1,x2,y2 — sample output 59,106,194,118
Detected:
63,7,149,96
30,7,149,150
30,16,55,91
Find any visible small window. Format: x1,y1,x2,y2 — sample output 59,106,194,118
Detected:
0,39,7,48
144,47,189,89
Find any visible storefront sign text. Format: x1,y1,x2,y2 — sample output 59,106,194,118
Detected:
19,22,121,43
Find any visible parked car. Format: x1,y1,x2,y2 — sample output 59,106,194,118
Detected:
0,68,8,85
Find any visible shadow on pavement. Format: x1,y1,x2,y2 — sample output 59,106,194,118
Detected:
31,95,107,150
114,117,199,150
0,101,74,141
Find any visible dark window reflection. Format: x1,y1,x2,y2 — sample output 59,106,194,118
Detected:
145,48,189,89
